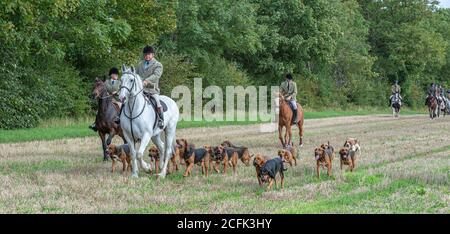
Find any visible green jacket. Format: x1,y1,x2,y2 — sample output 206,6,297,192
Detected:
391,84,401,94
280,80,297,101
105,79,121,100
136,58,163,94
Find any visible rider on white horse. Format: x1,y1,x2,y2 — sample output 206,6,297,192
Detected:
116,45,164,129
118,65,179,178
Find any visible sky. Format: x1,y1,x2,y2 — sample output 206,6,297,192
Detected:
439,0,450,8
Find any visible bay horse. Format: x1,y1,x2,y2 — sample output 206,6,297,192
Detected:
91,78,126,161
426,95,438,119
118,65,179,178
277,94,304,147
390,93,401,118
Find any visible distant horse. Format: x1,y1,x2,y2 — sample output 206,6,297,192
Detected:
390,93,401,118
426,95,438,120
277,94,304,147
437,96,447,117
91,78,126,161
118,65,180,178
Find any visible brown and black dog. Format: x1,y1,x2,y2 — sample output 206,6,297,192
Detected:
221,140,236,147
221,141,252,165
314,142,335,178
182,143,211,177
106,144,131,174
259,157,286,190
277,149,297,167
253,154,271,186
211,145,252,175
148,145,182,175
176,138,188,166
339,147,356,172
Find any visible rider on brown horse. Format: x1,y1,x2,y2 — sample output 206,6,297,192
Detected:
280,73,298,124
90,67,121,131
426,82,439,106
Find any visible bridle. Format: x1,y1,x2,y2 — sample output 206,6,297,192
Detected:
119,71,146,143
93,82,113,100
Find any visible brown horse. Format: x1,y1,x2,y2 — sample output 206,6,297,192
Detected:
278,94,304,147
426,95,438,120
91,78,126,161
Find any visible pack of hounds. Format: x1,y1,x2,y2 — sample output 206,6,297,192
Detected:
106,138,361,190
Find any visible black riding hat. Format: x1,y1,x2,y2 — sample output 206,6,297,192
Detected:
109,67,119,76
285,73,293,80
143,45,155,54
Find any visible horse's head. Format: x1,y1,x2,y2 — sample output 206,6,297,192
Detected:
91,78,106,99
118,64,143,103
276,92,287,106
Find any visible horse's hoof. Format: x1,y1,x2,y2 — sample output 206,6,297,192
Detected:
157,173,166,179
131,173,139,178
299,144,304,148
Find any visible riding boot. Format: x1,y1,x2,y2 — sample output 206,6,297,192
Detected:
114,105,124,124
157,107,164,129
89,123,98,132
292,109,298,124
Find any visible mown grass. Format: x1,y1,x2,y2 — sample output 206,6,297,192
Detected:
0,115,448,213
0,108,425,143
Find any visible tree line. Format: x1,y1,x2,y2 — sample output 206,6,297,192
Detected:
1,0,449,129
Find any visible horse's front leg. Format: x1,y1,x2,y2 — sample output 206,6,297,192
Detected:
123,135,139,178
106,133,114,146
287,124,292,146
152,135,165,170
99,132,108,161
159,127,176,178
278,125,285,147
137,134,151,173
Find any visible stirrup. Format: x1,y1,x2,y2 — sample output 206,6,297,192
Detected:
89,124,98,132
157,119,164,129
114,117,120,124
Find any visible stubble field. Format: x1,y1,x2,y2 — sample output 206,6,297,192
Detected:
0,114,449,213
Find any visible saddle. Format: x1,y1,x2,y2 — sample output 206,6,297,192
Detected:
145,95,168,112
143,93,168,129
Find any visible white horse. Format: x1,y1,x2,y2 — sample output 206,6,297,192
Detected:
390,93,401,118
118,65,179,178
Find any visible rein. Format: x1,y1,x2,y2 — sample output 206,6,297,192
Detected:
119,72,146,144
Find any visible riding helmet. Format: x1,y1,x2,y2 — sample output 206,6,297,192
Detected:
143,45,155,54
109,67,119,76
285,73,293,80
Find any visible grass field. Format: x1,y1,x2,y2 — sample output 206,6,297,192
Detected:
0,114,448,213
0,108,424,143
